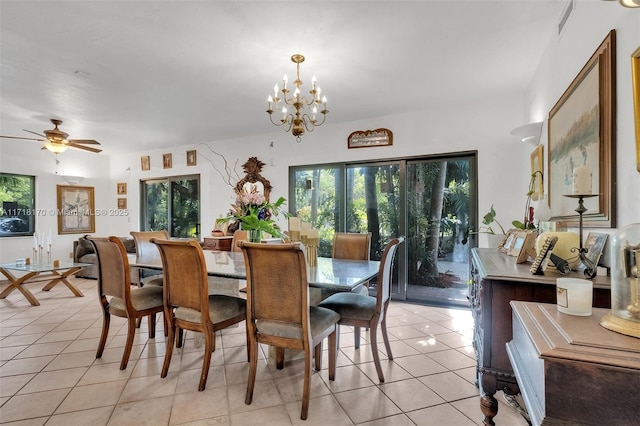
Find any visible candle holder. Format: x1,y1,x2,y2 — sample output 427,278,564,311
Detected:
38,245,44,265
563,193,599,279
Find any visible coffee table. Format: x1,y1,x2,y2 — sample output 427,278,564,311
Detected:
0,262,91,306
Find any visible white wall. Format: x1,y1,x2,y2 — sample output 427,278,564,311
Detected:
108,92,524,241
0,142,110,263
525,2,640,231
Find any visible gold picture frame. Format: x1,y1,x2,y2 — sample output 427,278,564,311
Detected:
117,198,127,210
117,182,127,195
187,150,197,166
163,153,172,169
530,144,543,199
141,155,150,171
548,30,616,228
56,185,95,234
632,45,640,172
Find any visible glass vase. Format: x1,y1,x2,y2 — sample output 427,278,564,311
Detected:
248,229,262,243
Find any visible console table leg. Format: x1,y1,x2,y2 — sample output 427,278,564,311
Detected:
480,393,498,426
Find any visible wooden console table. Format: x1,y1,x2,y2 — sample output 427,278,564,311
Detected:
507,301,640,425
202,236,233,251
470,248,611,425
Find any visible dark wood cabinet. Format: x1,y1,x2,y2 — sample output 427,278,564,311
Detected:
470,248,611,426
202,236,233,252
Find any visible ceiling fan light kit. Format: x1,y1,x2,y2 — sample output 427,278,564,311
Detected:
267,54,328,143
0,118,102,154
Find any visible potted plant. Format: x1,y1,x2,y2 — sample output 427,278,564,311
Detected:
216,188,288,242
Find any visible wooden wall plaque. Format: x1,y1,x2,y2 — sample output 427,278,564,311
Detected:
347,128,393,149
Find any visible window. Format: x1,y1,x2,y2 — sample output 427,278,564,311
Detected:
0,173,35,237
140,175,200,238
290,152,477,307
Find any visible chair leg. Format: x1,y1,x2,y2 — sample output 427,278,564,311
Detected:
120,319,137,370
245,336,259,406
381,315,393,360
314,340,323,371
276,347,285,370
328,329,337,381
354,326,361,349
136,317,142,329
369,324,385,382
96,309,110,358
198,328,214,391
148,313,156,339
176,328,184,348
161,323,176,378
300,344,312,420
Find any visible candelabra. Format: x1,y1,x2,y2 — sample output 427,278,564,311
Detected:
563,194,599,278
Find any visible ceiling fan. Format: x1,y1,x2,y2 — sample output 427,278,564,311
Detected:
0,119,102,153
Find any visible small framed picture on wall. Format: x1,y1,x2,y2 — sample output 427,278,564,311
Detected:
117,198,127,210
141,155,150,171
117,182,127,195
187,150,197,166
163,153,172,169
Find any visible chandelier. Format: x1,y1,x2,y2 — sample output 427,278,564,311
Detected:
267,54,328,143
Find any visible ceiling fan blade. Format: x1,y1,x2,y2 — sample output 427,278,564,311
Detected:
23,129,46,138
68,139,101,145
67,142,102,153
0,135,46,142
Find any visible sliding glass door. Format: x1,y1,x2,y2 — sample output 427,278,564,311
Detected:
141,174,200,238
290,152,476,308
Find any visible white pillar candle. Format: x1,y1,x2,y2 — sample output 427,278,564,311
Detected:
572,165,592,194
556,278,593,316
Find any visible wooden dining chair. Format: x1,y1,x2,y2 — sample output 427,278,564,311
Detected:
239,241,340,420
152,238,247,391
319,236,404,383
331,232,372,346
332,232,372,263
231,229,248,252
130,230,169,287
88,236,165,370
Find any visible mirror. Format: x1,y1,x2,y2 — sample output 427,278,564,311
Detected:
235,157,272,201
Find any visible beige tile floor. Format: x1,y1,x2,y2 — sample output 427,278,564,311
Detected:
0,278,528,425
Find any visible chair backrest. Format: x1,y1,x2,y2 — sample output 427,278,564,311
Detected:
130,230,169,264
231,229,248,252
332,232,371,261
375,236,405,312
151,238,211,323
88,236,133,308
239,241,309,341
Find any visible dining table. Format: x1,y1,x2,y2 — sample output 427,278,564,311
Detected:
129,250,380,294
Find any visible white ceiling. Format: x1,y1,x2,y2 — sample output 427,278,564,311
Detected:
0,1,567,156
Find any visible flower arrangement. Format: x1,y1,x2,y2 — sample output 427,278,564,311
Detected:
216,185,288,241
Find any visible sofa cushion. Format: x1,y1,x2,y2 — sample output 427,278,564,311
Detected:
75,235,94,259
119,238,136,253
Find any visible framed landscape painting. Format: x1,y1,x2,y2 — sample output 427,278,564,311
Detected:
548,30,616,228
